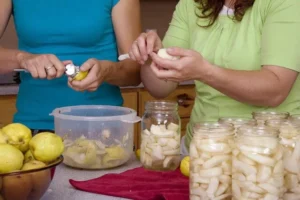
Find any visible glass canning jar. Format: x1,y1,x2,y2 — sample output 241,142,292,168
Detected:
189,122,234,200
252,111,289,126
266,119,300,199
232,125,284,200
140,100,181,171
218,117,256,134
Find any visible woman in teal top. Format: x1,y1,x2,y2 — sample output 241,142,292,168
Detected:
129,0,300,151
0,0,141,131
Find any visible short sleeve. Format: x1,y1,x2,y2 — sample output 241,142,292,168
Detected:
162,0,190,49
261,0,300,71
112,0,119,7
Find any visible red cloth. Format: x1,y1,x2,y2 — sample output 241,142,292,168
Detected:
69,167,189,200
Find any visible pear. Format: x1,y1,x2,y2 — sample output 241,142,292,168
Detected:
0,130,8,144
2,174,32,200
29,132,64,163
0,144,24,173
24,150,35,163
22,160,46,171
1,123,32,152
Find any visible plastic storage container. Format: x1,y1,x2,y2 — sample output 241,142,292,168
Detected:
252,111,289,126
232,125,284,199
189,122,234,200
266,119,300,199
140,101,181,171
51,105,140,169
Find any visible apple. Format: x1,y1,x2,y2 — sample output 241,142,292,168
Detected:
1,123,32,152
0,144,24,173
29,132,64,163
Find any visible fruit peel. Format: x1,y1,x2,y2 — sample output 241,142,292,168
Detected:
29,132,64,163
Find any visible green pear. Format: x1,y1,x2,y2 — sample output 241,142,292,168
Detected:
1,123,32,152
29,132,64,163
0,144,24,173
24,150,35,163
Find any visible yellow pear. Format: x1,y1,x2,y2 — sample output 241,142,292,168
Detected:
24,150,35,163
2,174,32,200
29,132,64,163
0,144,24,173
180,156,190,177
0,131,8,144
22,160,46,171
2,123,32,152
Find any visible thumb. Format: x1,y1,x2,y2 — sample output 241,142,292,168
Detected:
80,60,95,72
166,47,192,57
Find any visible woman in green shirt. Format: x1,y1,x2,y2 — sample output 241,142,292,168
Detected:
129,0,300,153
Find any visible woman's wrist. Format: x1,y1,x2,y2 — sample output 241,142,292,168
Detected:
16,51,31,68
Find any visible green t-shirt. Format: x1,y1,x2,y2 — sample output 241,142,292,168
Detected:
162,0,300,148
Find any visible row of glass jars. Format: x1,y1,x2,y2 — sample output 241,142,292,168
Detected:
190,115,300,200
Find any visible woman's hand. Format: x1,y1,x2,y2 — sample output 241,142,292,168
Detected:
68,59,112,92
149,47,212,82
129,30,163,65
17,53,71,79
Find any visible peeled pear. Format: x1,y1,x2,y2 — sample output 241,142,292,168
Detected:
1,123,32,152
29,132,64,163
157,48,180,61
2,174,32,200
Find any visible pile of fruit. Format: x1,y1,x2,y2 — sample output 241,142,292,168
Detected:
0,123,64,200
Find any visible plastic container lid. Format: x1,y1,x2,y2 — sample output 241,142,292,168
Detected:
51,105,141,123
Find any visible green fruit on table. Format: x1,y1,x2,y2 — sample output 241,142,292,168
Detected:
1,123,32,152
29,132,64,163
22,160,46,170
24,150,35,163
0,143,24,173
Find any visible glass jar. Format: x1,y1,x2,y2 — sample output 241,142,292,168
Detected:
252,111,289,126
140,101,181,171
232,125,284,200
267,119,300,199
218,117,256,134
189,122,234,200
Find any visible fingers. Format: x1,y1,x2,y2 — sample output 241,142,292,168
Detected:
129,31,162,64
20,54,70,79
150,52,180,70
48,55,66,78
166,47,193,57
150,61,178,80
146,31,161,53
68,59,101,91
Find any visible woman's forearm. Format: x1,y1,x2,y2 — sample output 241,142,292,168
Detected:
105,59,141,87
201,64,298,107
0,47,26,73
141,60,178,99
